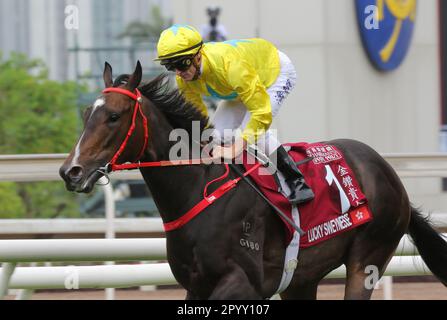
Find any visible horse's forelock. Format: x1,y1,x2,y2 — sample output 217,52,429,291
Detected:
113,74,130,87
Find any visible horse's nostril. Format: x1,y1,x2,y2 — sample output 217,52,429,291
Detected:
66,166,84,183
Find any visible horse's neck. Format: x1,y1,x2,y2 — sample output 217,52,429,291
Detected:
139,100,211,223
139,164,209,222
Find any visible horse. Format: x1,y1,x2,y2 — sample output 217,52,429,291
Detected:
60,61,447,299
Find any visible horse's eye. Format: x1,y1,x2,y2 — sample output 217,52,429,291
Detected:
109,113,120,122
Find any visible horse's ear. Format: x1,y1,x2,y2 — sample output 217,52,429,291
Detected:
127,61,142,91
103,62,113,88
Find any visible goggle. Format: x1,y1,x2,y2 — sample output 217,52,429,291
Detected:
161,57,194,72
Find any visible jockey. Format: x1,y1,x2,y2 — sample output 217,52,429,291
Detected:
155,24,314,204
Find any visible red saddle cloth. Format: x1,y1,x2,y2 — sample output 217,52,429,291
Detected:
243,142,372,248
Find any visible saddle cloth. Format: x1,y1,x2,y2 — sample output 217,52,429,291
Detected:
243,142,372,248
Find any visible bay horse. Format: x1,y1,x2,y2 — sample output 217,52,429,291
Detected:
60,61,447,299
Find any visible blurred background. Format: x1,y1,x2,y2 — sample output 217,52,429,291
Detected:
0,0,443,217
0,0,446,300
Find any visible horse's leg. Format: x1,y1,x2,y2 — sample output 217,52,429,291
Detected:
185,291,200,300
280,282,319,300
343,203,408,299
208,263,262,299
330,139,411,299
344,241,399,300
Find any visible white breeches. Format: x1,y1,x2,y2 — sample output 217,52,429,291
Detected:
211,50,297,155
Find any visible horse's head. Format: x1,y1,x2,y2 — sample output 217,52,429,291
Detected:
60,61,147,193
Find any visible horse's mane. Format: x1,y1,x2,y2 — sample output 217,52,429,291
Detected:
112,74,209,136
131,74,210,136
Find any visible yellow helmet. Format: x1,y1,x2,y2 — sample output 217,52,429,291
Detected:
155,24,203,61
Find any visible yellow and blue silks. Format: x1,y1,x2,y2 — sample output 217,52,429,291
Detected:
176,38,280,143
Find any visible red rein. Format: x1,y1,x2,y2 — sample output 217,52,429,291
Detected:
100,87,262,232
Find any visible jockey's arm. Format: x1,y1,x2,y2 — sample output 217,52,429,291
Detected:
227,60,272,144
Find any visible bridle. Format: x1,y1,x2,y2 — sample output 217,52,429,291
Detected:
99,87,148,174
97,86,216,177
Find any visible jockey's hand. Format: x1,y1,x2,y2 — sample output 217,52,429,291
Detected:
212,139,247,161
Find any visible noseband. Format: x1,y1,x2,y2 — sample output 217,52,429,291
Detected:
101,87,149,172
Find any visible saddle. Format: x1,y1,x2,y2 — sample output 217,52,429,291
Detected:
242,142,372,247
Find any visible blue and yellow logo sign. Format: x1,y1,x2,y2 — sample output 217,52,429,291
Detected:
356,0,417,71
